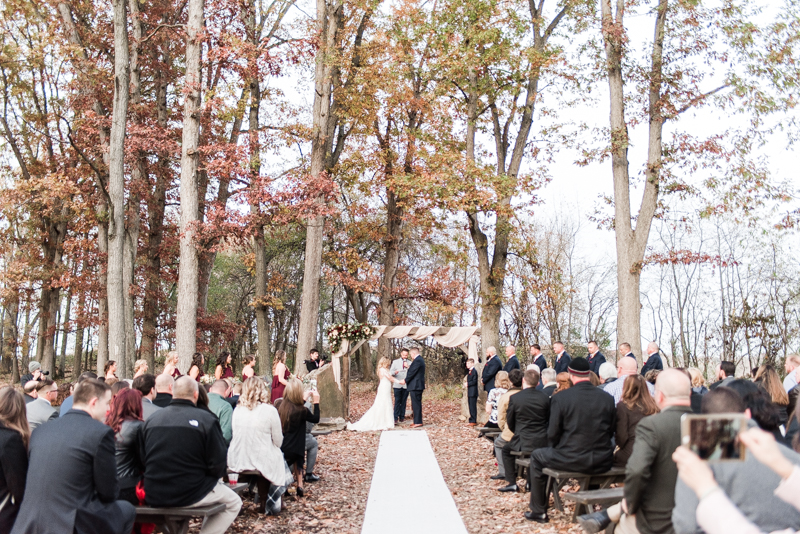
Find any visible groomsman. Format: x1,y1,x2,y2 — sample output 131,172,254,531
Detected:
390,348,410,423
503,345,521,373
586,340,607,376
618,342,637,362
530,345,548,372
482,347,503,392
641,342,665,375
553,342,571,374
404,348,426,427
465,358,478,426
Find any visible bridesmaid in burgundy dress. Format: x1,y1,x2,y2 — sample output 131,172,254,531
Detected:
270,350,290,402
215,351,235,380
188,352,205,382
162,351,182,379
241,354,256,381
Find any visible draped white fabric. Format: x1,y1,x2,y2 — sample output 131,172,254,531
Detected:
409,326,440,340
369,325,388,340
432,326,477,348
383,326,414,339
331,339,349,388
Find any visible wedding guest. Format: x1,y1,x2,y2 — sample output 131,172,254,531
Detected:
153,374,174,408
228,377,287,515
227,381,243,409
208,380,234,444
197,383,211,411
305,349,322,373
642,342,665,375
59,371,98,415
12,379,136,534
106,388,144,505
688,367,708,395
586,340,606,375
55,382,72,408
614,374,660,468
141,377,240,533
493,369,523,482
727,379,784,442
133,359,148,379
604,357,655,404
22,381,37,404
132,373,161,420
589,372,602,386
241,354,256,381
530,344,548,373
554,372,572,394
215,352,234,380
784,354,800,392
598,362,618,390
755,364,790,427
709,360,736,390
503,345,520,373
26,379,58,430
105,360,118,381
277,379,320,497
390,348,410,424
162,351,182,379
271,350,290,402
645,369,661,385
541,368,557,397
111,380,129,398
552,342,571,374
303,397,320,483
466,358,479,426
482,346,503,393
19,361,42,385
0,387,29,531
485,371,510,429
188,352,205,382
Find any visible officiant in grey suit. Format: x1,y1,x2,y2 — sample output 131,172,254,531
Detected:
390,348,410,423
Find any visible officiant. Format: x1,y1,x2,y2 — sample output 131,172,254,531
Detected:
390,348,410,424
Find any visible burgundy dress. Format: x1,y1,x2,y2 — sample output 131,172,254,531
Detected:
192,367,205,383
220,366,234,379
271,368,290,402
171,368,182,379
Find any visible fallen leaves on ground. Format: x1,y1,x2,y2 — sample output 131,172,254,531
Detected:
198,381,584,534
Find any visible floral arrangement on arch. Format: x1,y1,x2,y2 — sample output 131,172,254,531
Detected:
326,322,377,354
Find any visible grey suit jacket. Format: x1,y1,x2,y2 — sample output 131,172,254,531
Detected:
390,358,408,389
672,423,800,534
26,399,58,430
142,398,161,421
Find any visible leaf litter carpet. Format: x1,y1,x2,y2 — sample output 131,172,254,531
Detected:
189,381,584,534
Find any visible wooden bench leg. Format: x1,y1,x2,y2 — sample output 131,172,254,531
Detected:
571,477,591,521
159,518,191,534
552,478,568,512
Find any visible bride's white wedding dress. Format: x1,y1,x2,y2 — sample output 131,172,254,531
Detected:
347,370,395,432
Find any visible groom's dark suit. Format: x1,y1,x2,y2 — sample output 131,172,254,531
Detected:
405,356,426,425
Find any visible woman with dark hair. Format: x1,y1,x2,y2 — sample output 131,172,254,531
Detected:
0,387,30,531
754,364,790,427
111,380,130,398
614,375,660,467
215,352,234,380
277,378,320,497
242,355,256,381
106,388,144,505
188,352,205,382
105,360,118,381
725,379,784,443
271,350,289,402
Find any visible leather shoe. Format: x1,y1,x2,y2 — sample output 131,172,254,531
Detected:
576,510,611,533
410,424,423,428
490,474,505,480
304,473,320,482
523,511,548,523
497,484,517,492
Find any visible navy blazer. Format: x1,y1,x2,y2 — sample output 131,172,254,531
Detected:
532,354,548,371
482,356,503,392
553,352,572,374
503,355,520,373
405,356,426,391
641,353,664,375
466,368,478,397
587,352,607,375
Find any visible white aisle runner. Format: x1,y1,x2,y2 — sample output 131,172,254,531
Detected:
361,430,468,534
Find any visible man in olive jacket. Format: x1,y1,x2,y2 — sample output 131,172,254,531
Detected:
577,369,693,534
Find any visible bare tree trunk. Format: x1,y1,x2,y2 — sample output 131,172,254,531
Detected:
4,295,19,383
601,0,665,361
73,286,85,379
59,288,72,377
176,0,205,371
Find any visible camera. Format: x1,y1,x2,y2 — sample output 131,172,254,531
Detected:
41,371,50,376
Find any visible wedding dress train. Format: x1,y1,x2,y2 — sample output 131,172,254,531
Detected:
347,371,395,432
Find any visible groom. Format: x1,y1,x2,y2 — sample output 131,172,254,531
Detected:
404,347,426,428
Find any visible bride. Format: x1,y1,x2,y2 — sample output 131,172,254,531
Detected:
347,357,402,432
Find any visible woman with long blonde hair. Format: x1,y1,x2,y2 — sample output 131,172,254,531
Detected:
0,387,30,530
228,377,287,515
162,351,181,379
270,350,289,402
277,378,320,497
346,357,400,432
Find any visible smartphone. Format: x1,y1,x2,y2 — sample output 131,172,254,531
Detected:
681,413,747,461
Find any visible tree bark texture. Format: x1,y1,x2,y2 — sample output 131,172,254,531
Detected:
176,0,205,372
3,295,19,383
59,289,72,377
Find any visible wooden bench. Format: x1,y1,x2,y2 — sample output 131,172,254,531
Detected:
311,429,332,437
562,487,624,520
543,467,626,520
135,503,225,534
513,454,530,482
477,427,501,439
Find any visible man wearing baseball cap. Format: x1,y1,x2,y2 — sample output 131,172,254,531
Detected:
524,357,617,524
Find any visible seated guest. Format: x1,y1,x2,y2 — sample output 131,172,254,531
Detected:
227,381,243,409
304,397,320,483
498,369,549,492
22,381,37,404
214,351,234,380
106,388,144,505
589,372,602,386
26,379,58,430
614,374,659,468
541,368,557,397
60,371,98,415
754,364,790,427
132,359,148,379
141,377,241,533
110,380,129,398
644,369,661,385
578,369,693,533
554,372,572,394
526,364,543,391
726,379,784,442
227,377,287,515
0,388,30,531
598,362,618,390
688,368,708,395
672,388,800,534
19,361,42,385
161,351,181,379
277,378,320,496
526,358,615,523
485,371,510,429
12,379,135,534
55,382,72,408
492,370,523,481
208,379,234,444
604,357,655,404
152,373,174,408
132,373,161,420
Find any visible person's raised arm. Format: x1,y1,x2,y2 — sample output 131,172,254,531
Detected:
739,427,794,480
305,391,321,424
94,429,120,503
